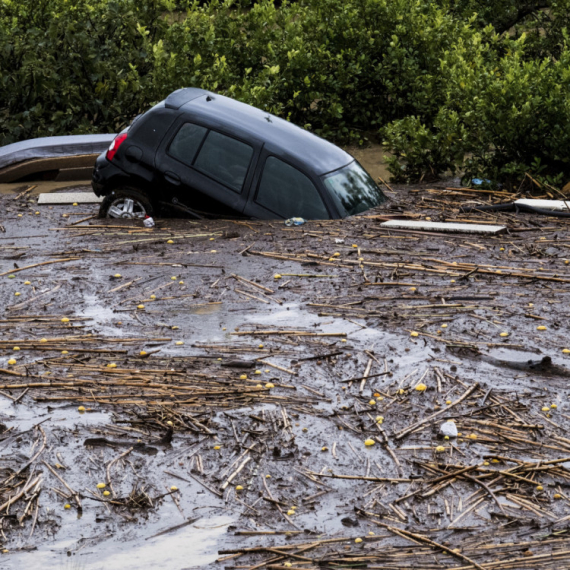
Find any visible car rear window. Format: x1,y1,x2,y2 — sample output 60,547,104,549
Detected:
194,131,253,193
168,122,208,166
255,157,329,219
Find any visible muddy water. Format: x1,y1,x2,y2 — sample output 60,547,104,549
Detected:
2,181,570,569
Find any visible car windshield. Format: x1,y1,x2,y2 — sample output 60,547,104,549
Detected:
322,161,386,217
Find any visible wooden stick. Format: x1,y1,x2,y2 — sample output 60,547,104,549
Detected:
0,258,80,277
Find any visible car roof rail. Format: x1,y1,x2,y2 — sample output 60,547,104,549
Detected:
164,88,209,110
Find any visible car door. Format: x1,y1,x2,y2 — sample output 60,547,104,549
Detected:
155,117,261,216
243,149,333,220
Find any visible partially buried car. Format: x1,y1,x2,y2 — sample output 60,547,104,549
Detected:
92,88,386,220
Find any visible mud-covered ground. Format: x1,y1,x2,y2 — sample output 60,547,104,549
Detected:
1,181,570,570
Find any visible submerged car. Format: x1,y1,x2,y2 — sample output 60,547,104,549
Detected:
92,88,386,220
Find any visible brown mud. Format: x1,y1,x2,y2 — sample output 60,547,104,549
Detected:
1,179,570,570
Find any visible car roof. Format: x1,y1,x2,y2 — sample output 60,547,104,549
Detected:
164,88,353,175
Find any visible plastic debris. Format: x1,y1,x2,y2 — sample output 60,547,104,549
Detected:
284,217,306,226
440,420,458,438
334,238,345,244
143,216,155,228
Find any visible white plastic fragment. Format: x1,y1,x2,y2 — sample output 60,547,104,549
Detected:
335,238,345,244
515,199,570,211
440,420,458,438
143,216,155,228
380,220,506,234
37,192,103,205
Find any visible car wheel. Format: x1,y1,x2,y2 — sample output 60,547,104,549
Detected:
99,188,154,219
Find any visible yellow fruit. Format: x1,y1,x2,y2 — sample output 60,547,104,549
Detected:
341,338,347,342
150,295,156,300
139,351,147,356
61,317,70,323
287,509,295,515
258,344,264,348
7,359,16,365
450,279,456,283
73,203,78,206
563,349,570,354
40,338,47,343
114,274,121,278
415,383,427,392
364,438,375,447
435,446,446,452
78,406,85,412
170,486,178,492
240,374,247,380
537,325,547,331
410,331,419,337
103,491,110,496
352,244,358,248
542,406,550,412
469,434,477,440
172,326,179,330
210,250,217,253
266,474,271,479
554,493,562,499
179,281,184,284
61,350,68,355
14,292,20,296
107,363,117,368
167,240,174,244
274,274,282,279
13,347,20,351
355,538,363,543
210,237,215,241
175,341,184,345
214,445,221,450
255,370,261,375
137,304,145,309
167,421,173,426
500,332,509,337
441,324,448,328
64,504,71,509
265,383,275,388
369,399,376,405
446,400,452,405
24,281,31,285
321,447,328,452
235,485,243,491
96,483,106,489
376,416,384,423
536,485,544,491
284,564,292,568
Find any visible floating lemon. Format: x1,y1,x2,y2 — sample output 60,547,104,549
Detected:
265,383,275,388
167,240,174,244
103,490,110,496
14,292,20,296
172,326,179,330
415,383,427,392
499,332,508,337
140,351,147,356
73,203,78,206
563,349,570,354
355,538,363,543
214,445,221,450
40,338,47,343
96,483,106,489
409,287,417,292
64,504,71,509
255,370,261,375
114,274,121,278
210,250,217,253
333,252,340,257
364,438,375,447
24,281,31,285
376,416,384,423
554,493,562,499
170,486,178,492
61,318,70,323
469,434,477,440
150,295,156,300
446,400,452,405
441,324,448,328
235,485,243,491
167,421,173,426
284,564,292,568
536,485,544,491
537,325,547,331
175,341,184,345
274,274,282,279
7,359,16,365
258,344,264,348
171,276,177,280
410,331,419,337
341,338,347,343
266,474,271,478
137,304,145,309
240,374,247,380
435,446,446,452
352,244,358,248
13,347,20,351
551,403,557,409
107,363,117,368
179,281,184,284
287,509,295,515
61,350,68,355
210,237,215,241
542,406,550,412
369,399,376,405
321,447,328,451
78,406,86,412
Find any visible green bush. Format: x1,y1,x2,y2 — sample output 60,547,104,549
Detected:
0,0,569,187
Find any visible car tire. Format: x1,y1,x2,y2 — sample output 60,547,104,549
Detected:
98,187,154,219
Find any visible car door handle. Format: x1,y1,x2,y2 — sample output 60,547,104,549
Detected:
164,171,181,185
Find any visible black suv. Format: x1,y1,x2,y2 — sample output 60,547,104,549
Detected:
92,88,386,220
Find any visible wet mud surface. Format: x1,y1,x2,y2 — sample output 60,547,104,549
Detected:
1,182,570,569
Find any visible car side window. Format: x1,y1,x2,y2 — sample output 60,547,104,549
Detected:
168,122,208,166
255,157,329,219
194,131,253,193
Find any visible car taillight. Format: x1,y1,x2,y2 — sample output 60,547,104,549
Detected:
106,133,128,161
